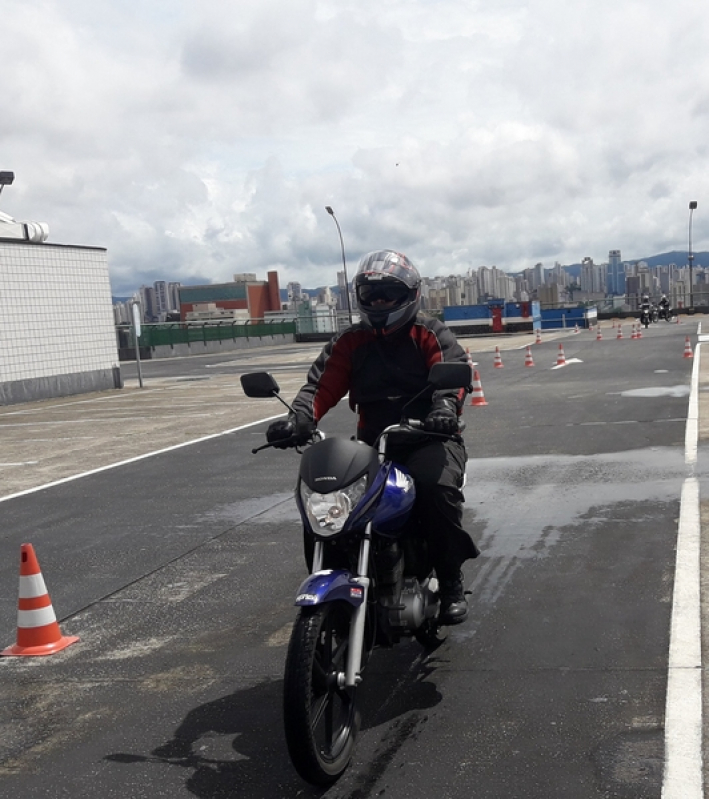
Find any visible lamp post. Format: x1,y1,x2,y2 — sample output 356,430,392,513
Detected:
0,171,14,196
325,205,352,325
689,201,698,310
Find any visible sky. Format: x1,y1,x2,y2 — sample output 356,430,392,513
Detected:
3,0,709,296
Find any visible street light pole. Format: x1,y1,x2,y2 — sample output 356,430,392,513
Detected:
325,205,353,325
689,201,698,310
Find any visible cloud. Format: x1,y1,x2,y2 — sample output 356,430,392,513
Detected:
2,0,708,295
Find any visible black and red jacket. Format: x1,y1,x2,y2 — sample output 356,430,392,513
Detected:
291,316,468,445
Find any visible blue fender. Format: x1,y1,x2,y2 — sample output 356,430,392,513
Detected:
294,570,365,607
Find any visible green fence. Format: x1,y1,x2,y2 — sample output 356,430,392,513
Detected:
117,319,296,350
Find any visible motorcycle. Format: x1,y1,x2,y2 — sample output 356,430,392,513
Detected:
658,304,673,322
240,362,472,785
640,306,652,328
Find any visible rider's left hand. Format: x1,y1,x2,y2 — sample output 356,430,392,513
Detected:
424,399,460,434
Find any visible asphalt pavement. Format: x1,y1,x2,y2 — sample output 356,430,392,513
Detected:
1,318,709,798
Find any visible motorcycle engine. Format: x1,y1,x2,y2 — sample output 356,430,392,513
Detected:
387,577,438,634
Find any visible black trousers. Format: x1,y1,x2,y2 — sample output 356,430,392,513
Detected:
389,437,480,577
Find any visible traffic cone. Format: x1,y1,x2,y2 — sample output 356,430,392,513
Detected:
684,336,693,359
636,323,642,339
631,323,638,340
535,328,542,345
596,326,602,341
616,325,623,340
524,345,535,367
556,343,566,366
470,370,488,406
1,544,79,657
493,346,504,368
574,324,579,334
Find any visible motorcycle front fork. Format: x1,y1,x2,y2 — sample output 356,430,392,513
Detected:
312,527,372,689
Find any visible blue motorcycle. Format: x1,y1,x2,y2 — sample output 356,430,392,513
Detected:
240,361,471,785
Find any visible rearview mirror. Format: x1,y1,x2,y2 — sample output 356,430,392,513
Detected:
240,372,280,398
428,361,472,390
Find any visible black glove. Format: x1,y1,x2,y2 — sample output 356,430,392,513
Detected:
266,419,295,449
266,414,316,449
424,399,460,435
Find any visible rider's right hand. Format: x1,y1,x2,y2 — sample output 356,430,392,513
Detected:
266,414,316,448
266,419,295,448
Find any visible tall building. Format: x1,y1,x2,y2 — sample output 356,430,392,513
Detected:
607,250,624,295
154,281,169,319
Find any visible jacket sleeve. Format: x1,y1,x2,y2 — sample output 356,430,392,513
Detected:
413,318,469,414
290,331,355,424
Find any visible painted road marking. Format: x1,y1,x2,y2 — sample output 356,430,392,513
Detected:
661,339,702,799
0,414,285,504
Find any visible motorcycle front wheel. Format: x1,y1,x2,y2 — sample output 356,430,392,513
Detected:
283,602,361,785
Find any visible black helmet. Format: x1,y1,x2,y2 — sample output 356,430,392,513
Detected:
354,250,421,336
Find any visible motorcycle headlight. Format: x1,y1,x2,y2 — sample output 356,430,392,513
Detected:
300,476,369,537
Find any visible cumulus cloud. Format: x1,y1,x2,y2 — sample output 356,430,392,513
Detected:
2,0,708,295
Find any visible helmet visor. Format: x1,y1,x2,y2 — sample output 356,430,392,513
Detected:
357,283,410,307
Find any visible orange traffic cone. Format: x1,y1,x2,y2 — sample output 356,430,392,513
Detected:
524,346,535,367
535,328,542,345
2,544,79,657
631,323,638,340
574,323,579,334
596,326,603,341
636,323,642,339
556,343,566,366
684,336,693,359
493,346,504,368
470,370,488,406
616,325,623,340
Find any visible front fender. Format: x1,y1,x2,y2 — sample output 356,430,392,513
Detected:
295,570,365,607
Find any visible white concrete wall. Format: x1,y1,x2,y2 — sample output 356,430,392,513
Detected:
0,240,121,404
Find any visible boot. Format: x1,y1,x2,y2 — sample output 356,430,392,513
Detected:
438,571,468,625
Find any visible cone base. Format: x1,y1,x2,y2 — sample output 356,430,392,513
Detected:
2,635,79,658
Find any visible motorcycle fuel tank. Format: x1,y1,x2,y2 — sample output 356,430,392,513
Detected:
370,463,416,534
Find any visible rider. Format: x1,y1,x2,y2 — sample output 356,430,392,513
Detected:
265,249,480,624
658,293,670,318
640,294,651,318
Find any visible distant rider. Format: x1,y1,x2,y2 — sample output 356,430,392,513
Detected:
265,250,480,624
658,294,670,319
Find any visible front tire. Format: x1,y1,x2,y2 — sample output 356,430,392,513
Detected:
283,602,360,785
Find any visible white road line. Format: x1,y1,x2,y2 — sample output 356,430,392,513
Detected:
661,339,703,799
0,413,285,504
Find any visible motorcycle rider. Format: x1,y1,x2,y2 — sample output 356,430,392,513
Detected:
640,294,651,325
265,249,480,625
658,293,670,319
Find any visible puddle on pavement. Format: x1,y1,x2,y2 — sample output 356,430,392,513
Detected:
619,385,690,398
462,447,686,607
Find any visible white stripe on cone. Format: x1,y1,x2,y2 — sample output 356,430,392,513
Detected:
18,606,58,628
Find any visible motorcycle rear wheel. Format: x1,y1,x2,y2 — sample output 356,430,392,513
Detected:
283,602,361,785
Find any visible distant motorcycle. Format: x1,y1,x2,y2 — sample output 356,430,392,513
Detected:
640,307,651,328
658,305,673,322
241,361,472,785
